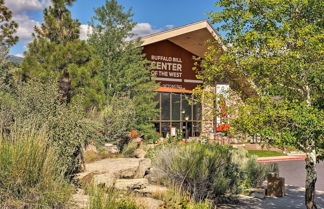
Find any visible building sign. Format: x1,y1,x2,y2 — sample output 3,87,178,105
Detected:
150,55,183,79
143,40,202,90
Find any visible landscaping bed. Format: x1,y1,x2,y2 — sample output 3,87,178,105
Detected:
247,150,287,158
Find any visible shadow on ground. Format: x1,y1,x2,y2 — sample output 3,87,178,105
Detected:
220,185,324,209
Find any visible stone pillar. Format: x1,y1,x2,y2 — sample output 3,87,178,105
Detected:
201,86,216,136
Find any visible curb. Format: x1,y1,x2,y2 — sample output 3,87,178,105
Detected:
257,156,306,162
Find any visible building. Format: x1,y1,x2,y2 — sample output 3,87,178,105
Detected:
141,20,228,138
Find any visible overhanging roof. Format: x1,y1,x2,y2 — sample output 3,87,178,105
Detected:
141,20,226,57
141,20,258,99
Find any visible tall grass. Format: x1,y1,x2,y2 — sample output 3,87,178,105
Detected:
88,186,139,209
0,127,72,208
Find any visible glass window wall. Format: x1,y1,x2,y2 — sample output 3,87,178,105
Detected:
151,92,202,138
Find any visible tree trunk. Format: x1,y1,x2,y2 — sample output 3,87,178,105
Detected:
305,149,317,209
59,69,71,103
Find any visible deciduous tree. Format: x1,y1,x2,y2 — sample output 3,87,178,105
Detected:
202,1,323,208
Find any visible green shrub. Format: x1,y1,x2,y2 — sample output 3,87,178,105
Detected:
153,143,276,203
244,156,277,188
231,149,278,188
88,186,139,209
101,97,136,148
122,140,138,157
153,143,237,202
0,127,72,208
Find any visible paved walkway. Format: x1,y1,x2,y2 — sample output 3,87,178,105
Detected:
220,185,324,209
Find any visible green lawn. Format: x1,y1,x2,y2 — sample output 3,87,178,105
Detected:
247,150,287,157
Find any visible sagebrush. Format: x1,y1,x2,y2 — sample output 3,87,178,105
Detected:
153,143,277,202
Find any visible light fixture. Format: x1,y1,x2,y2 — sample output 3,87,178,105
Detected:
185,116,189,121
181,110,185,114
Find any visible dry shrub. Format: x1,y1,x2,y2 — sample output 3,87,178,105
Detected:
0,127,72,208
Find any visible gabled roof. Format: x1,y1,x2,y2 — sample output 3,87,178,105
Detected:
141,20,226,57
141,20,258,99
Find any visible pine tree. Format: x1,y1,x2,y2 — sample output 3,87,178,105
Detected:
89,0,158,136
0,0,18,90
18,0,104,110
0,0,18,48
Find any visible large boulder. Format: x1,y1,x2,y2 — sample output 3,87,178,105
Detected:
93,172,116,187
135,158,151,178
114,178,149,191
85,158,142,174
104,143,120,154
82,158,152,186
134,148,146,158
119,167,138,179
135,185,168,196
71,193,89,209
76,171,96,186
144,167,164,184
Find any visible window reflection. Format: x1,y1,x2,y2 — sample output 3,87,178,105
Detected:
153,92,202,138
171,93,180,120
161,93,170,120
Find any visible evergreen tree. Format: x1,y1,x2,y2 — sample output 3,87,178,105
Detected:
0,0,18,91
0,0,18,48
89,0,158,136
18,0,104,110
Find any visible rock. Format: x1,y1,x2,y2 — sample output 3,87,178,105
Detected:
71,194,89,209
76,171,96,186
86,158,141,174
135,185,168,195
85,144,98,153
134,197,164,209
245,188,266,199
104,143,120,154
77,170,116,187
80,158,152,188
135,158,151,178
119,167,138,179
93,172,116,187
134,148,146,158
114,178,149,191
145,167,164,184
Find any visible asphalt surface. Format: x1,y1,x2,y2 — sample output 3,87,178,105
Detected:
274,160,324,191
220,186,324,209
220,160,324,208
